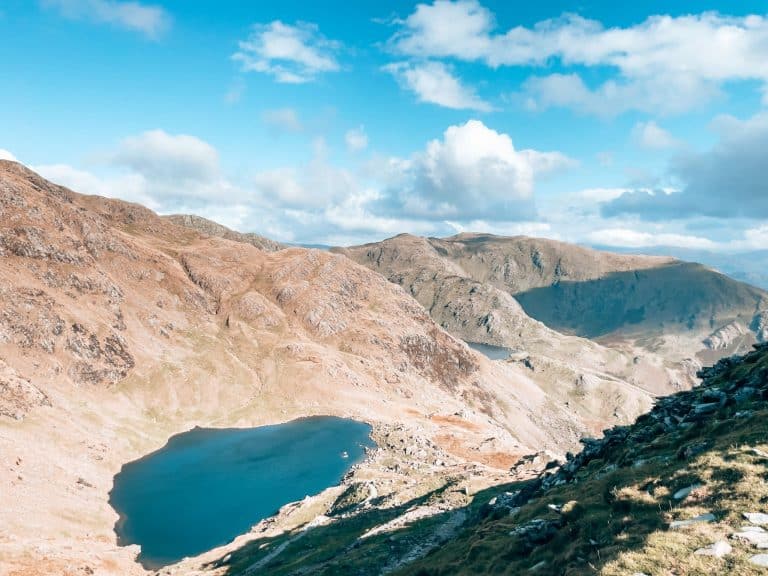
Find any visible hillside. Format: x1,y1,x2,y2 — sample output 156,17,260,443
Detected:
163,213,285,252
400,342,768,575
338,233,767,363
160,343,768,575
0,161,604,574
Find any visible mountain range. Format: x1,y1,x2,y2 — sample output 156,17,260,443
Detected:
1,160,766,575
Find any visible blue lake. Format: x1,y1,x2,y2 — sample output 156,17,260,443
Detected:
109,416,374,568
466,341,512,361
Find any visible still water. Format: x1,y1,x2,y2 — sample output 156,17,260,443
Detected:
109,416,374,568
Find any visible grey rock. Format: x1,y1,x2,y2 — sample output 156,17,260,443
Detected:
673,484,703,500
694,540,732,557
749,554,768,567
693,402,719,415
732,528,768,548
670,513,715,529
745,512,768,525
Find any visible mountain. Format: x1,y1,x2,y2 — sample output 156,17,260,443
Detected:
164,213,285,252
162,344,768,575
0,161,609,574
594,244,768,291
399,343,768,575
338,233,768,363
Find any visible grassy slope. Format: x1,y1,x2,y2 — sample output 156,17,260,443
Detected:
399,345,768,576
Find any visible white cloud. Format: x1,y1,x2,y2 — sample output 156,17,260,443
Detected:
736,224,768,250
389,3,768,114
111,130,220,183
632,121,681,150
33,130,242,217
602,112,768,220
381,119,572,220
0,149,18,162
233,21,340,83
384,61,492,111
262,108,303,133
523,73,718,117
345,125,368,152
587,227,717,250
42,0,170,38
33,163,158,208
254,157,356,210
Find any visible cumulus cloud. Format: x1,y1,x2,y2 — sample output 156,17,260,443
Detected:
380,119,573,221
42,0,170,38
233,21,340,83
110,130,220,183
523,73,719,117
602,112,768,220
587,227,717,250
0,149,18,162
383,61,492,111
345,126,368,152
388,2,768,114
254,143,357,210
33,163,158,209
261,108,303,133
33,130,243,219
632,121,682,150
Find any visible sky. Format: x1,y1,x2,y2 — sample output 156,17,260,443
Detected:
1,0,768,250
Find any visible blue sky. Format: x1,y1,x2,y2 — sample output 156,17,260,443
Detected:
2,0,768,249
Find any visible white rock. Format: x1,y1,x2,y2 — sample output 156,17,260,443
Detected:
749,554,768,567
745,512,768,526
732,529,768,548
670,513,715,529
673,484,702,500
694,540,732,557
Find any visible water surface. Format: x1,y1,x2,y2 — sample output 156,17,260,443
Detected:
466,341,512,360
109,416,374,568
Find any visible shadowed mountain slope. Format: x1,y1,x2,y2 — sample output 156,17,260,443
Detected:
338,233,768,363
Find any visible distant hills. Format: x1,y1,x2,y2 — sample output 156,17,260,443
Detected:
593,244,768,291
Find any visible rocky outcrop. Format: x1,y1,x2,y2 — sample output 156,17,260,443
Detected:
703,321,749,350
752,310,768,342
165,214,284,252
402,343,768,575
0,360,49,420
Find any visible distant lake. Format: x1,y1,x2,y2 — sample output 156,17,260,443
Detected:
109,416,374,568
466,342,511,361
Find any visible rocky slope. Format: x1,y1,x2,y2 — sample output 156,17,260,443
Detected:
0,161,596,575
338,232,767,372
163,213,285,252
334,234,706,430
339,233,767,345
399,342,768,575
160,343,768,576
